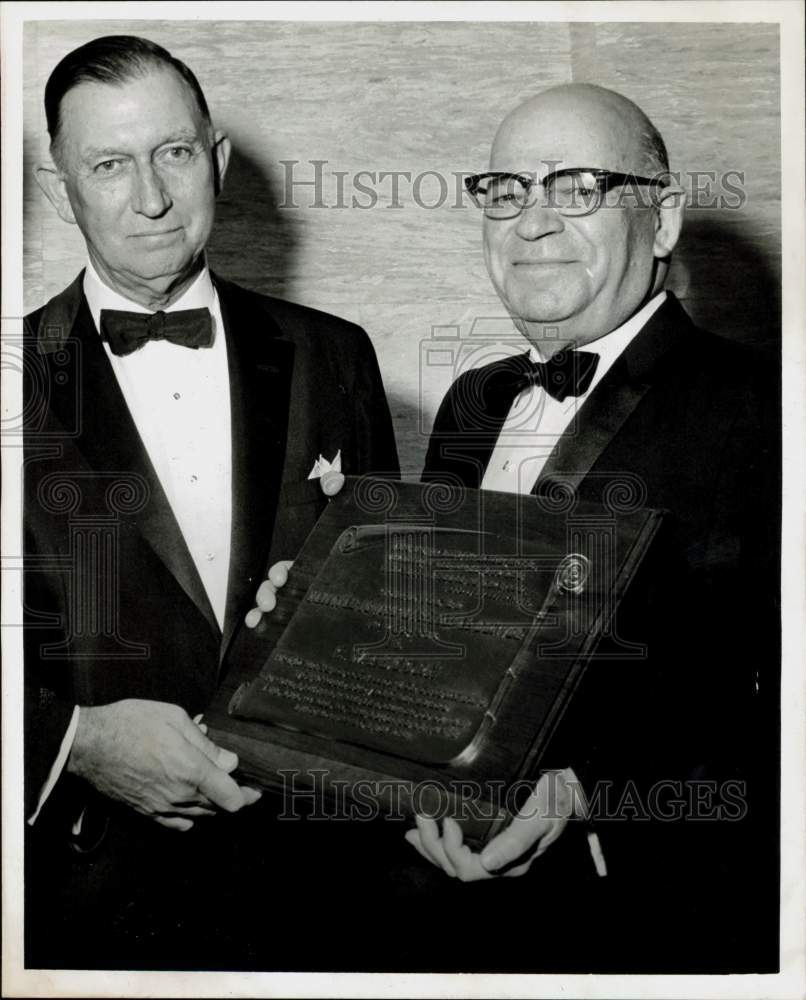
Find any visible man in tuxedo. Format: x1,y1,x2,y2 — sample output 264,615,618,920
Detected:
410,84,779,971
23,35,398,967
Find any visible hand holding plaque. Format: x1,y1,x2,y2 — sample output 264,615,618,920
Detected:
406,766,584,879
206,476,664,845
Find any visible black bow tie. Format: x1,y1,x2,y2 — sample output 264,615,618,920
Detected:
494,350,600,404
100,307,214,357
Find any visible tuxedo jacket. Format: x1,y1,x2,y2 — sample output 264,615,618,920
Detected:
423,293,780,880
22,271,399,825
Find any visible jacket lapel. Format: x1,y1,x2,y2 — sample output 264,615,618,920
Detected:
33,273,220,636
535,294,695,492
433,354,531,489
213,275,295,659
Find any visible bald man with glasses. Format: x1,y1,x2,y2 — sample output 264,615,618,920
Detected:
412,84,779,972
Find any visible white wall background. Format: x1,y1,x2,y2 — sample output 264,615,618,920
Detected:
23,19,781,475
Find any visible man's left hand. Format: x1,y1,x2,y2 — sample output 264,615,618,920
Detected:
404,766,582,881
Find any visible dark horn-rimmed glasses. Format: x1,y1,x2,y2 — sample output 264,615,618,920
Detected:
465,167,668,219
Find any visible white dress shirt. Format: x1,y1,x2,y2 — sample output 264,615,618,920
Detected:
481,292,667,495
84,260,232,627
28,261,232,825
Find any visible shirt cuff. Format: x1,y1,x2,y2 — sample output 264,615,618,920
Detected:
27,705,80,825
542,766,608,877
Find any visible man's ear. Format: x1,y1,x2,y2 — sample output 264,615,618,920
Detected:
652,183,686,259
34,164,77,224
211,131,232,197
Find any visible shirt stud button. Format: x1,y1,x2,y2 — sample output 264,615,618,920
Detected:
173,392,181,400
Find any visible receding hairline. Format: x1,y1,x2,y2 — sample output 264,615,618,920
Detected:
493,83,670,173
50,64,213,168
45,36,213,169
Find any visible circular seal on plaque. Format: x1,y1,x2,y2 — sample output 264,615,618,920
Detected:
553,552,591,595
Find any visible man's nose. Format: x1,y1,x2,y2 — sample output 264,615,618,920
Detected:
514,199,565,241
131,163,172,217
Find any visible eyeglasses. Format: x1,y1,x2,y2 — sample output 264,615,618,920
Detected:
465,167,667,219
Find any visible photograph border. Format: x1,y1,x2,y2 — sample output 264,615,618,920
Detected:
2,2,804,997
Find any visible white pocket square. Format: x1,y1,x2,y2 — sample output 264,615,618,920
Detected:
307,449,342,480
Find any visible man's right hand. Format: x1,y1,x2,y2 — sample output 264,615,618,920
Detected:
66,699,261,831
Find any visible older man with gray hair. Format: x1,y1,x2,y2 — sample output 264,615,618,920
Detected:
24,33,398,969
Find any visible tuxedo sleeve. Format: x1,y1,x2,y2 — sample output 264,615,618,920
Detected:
23,522,81,823
22,335,86,828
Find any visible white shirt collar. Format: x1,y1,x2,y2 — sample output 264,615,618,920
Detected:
83,258,216,335
528,290,668,367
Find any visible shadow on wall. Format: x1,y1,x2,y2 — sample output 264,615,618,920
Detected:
209,143,424,479
207,144,302,297
668,213,781,355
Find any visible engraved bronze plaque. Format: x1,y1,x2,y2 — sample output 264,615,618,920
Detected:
207,477,664,843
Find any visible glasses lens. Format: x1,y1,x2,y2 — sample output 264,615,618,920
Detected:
547,171,602,216
479,175,531,218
